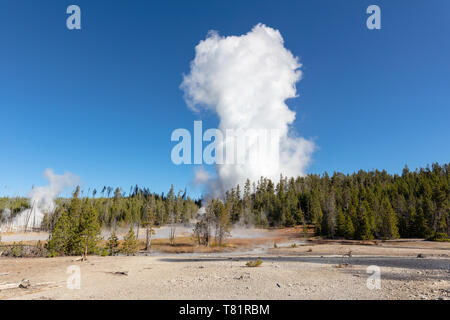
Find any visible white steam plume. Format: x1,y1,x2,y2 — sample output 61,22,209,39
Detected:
4,169,79,231
29,169,80,213
181,24,315,194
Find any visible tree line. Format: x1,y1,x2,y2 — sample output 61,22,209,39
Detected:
43,185,200,257
0,197,29,221
211,163,449,241
40,185,199,230
1,163,449,257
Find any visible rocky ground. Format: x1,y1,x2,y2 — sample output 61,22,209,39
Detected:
0,240,449,300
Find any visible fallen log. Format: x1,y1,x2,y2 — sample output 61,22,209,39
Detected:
0,282,21,290
0,280,60,291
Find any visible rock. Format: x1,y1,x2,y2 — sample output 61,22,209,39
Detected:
235,273,250,280
19,279,30,289
276,283,281,288
417,253,426,258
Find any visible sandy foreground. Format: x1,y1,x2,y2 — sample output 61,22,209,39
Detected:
0,240,449,300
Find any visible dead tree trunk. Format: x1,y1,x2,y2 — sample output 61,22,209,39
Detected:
145,224,152,252
169,223,176,246
169,212,177,246
82,244,88,261
136,222,140,240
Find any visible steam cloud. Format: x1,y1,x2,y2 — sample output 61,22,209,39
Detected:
29,169,80,213
192,166,212,187
181,24,315,195
4,169,79,230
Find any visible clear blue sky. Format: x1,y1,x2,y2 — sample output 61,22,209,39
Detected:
1,0,449,198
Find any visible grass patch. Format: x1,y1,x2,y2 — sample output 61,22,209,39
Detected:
246,259,263,267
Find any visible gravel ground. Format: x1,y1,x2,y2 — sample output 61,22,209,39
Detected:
0,241,449,300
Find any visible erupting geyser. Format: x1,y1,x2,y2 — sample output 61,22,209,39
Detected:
182,24,315,195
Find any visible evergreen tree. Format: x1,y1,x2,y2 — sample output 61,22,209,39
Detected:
107,229,120,256
121,227,139,255
166,185,177,245
344,215,355,239
310,193,323,235
142,198,156,252
356,201,373,240
79,202,101,260
46,209,72,256
379,198,400,239
65,186,82,254
335,208,346,238
213,200,231,246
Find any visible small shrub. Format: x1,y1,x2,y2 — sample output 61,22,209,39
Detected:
246,259,263,267
97,247,110,257
47,251,58,258
5,242,25,257
3,242,46,257
11,244,24,257
273,242,278,248
428,233,450,242
291,243,297,248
